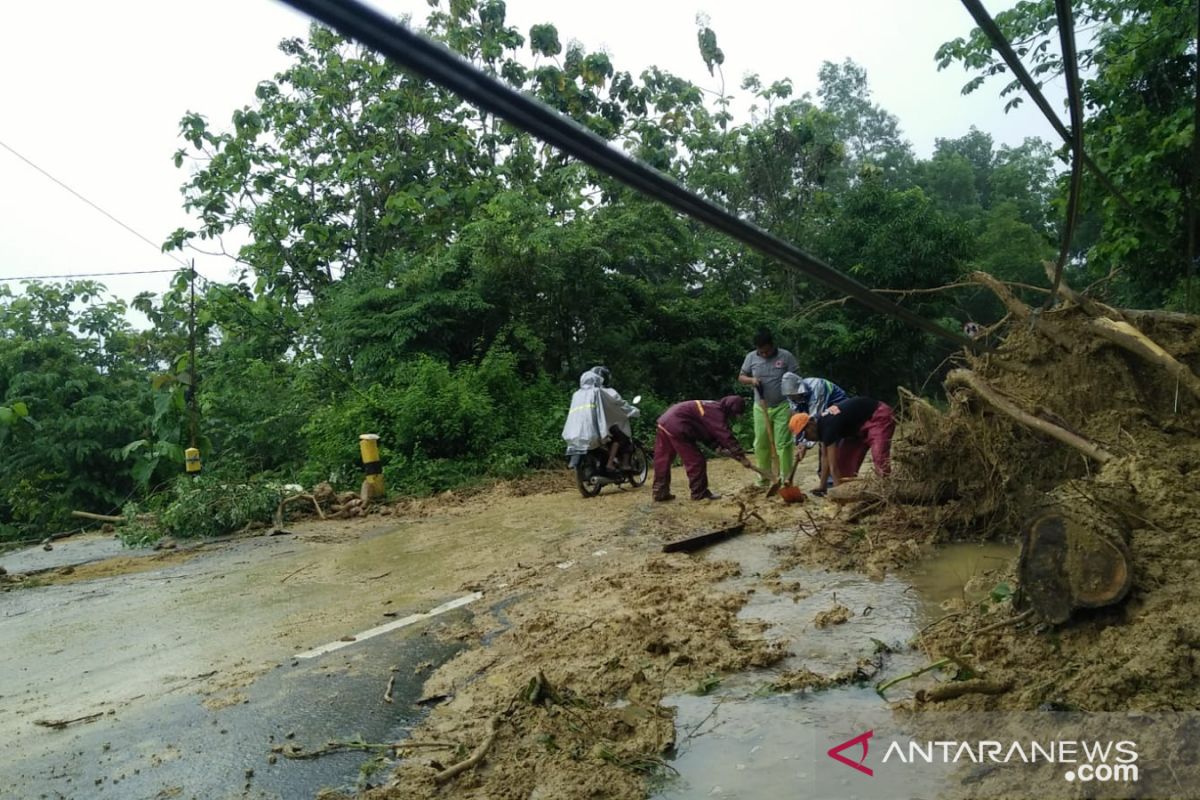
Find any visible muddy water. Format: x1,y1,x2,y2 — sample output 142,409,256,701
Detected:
656,533,1018,800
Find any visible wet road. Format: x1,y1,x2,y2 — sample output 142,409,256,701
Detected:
0,531,472,799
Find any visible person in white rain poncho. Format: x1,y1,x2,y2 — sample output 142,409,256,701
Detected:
562,367,639,470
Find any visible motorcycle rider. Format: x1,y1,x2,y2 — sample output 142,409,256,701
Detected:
561,367,639,472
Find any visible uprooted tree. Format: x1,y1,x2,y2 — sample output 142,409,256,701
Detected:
844,267,1200,626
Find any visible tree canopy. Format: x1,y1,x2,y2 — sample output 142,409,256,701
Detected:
2,0,1192,540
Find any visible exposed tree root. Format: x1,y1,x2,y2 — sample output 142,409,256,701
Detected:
945,369,1114,464
433,712,503,785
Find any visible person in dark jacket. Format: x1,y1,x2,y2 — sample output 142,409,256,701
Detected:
652,396,763,501
791,397,895,493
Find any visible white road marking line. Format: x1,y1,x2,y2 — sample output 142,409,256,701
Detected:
293,592,483,659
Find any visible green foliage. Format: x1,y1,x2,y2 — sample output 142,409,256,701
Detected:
0,282,150,536
989,581,1014,603
158,475,281,539
938,0,1199,310
301,349,565,495
117,503,162,548
3,5,1190,533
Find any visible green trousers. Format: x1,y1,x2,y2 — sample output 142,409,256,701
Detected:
753,400,794,482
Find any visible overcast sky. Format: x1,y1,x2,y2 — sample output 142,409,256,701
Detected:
0,0,1062,308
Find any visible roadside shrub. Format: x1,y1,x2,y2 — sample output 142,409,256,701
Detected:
301,348,572,494
158,475,281,539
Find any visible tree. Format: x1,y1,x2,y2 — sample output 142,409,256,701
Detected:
0,282,149,533
817,59,915,185
937,0,1199,309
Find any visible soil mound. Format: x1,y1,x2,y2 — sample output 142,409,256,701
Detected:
844,275,1200,711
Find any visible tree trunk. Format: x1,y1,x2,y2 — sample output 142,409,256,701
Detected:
1018,499,1132,624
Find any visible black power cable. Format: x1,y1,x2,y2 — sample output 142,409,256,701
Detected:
957,0,1160,245
276,0,978,351
1047,0,1085,308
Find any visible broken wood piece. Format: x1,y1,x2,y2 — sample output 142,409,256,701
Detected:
946,370,1113,464
1089,317,1200,403
661,524,746,554
383,675,395,704
34,712,105,729
917,679,1013,703
70,511,124,523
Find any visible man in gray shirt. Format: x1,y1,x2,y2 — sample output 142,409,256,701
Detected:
737,328,799,484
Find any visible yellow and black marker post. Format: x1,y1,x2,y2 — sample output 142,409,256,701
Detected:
184,446,202,475
359,433,385,499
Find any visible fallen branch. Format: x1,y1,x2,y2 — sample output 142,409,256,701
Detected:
34,712,105,729
946,369,1113,464
917,679,1013,703
280,563,316,584
70,511,123,523
1089,317,1200,403
1123,308,1200,327
1042,260,1123,321
966,609,1035,643
970,271,1074,350
919,612,965,638
383,675,395,704
278,738,395,760
433,713,502,785
275,494,325,530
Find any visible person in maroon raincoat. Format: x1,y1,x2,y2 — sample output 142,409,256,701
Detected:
652,396,763,501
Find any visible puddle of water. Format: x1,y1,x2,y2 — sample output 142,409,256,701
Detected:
901,541,1018,618
655,534,1019,800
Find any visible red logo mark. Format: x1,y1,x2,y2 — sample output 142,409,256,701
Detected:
827,730,874,776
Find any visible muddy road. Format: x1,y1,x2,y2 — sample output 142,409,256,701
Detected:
1,463,1017,799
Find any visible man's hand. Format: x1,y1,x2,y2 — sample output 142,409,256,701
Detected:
796,446,808,463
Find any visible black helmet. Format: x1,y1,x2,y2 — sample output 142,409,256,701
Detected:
590,365,611,384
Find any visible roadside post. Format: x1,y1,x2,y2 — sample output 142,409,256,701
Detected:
359,434,385,499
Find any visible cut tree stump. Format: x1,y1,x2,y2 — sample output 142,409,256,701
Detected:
1018,502,1132,624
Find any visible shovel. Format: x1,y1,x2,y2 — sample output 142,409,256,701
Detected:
767,454,800,498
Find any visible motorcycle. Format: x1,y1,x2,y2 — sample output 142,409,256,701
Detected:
565,395,650,498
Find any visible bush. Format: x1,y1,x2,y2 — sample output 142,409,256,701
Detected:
158,475,281,539
301,348,570,495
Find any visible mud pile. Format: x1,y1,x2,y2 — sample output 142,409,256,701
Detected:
362,552,785,799
847,280,1200,712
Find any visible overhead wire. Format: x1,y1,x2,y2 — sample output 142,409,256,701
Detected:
0,268,181,282
1046,0,1086,308
956,0,1163,248
0,137,190,270
276,0,979,351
